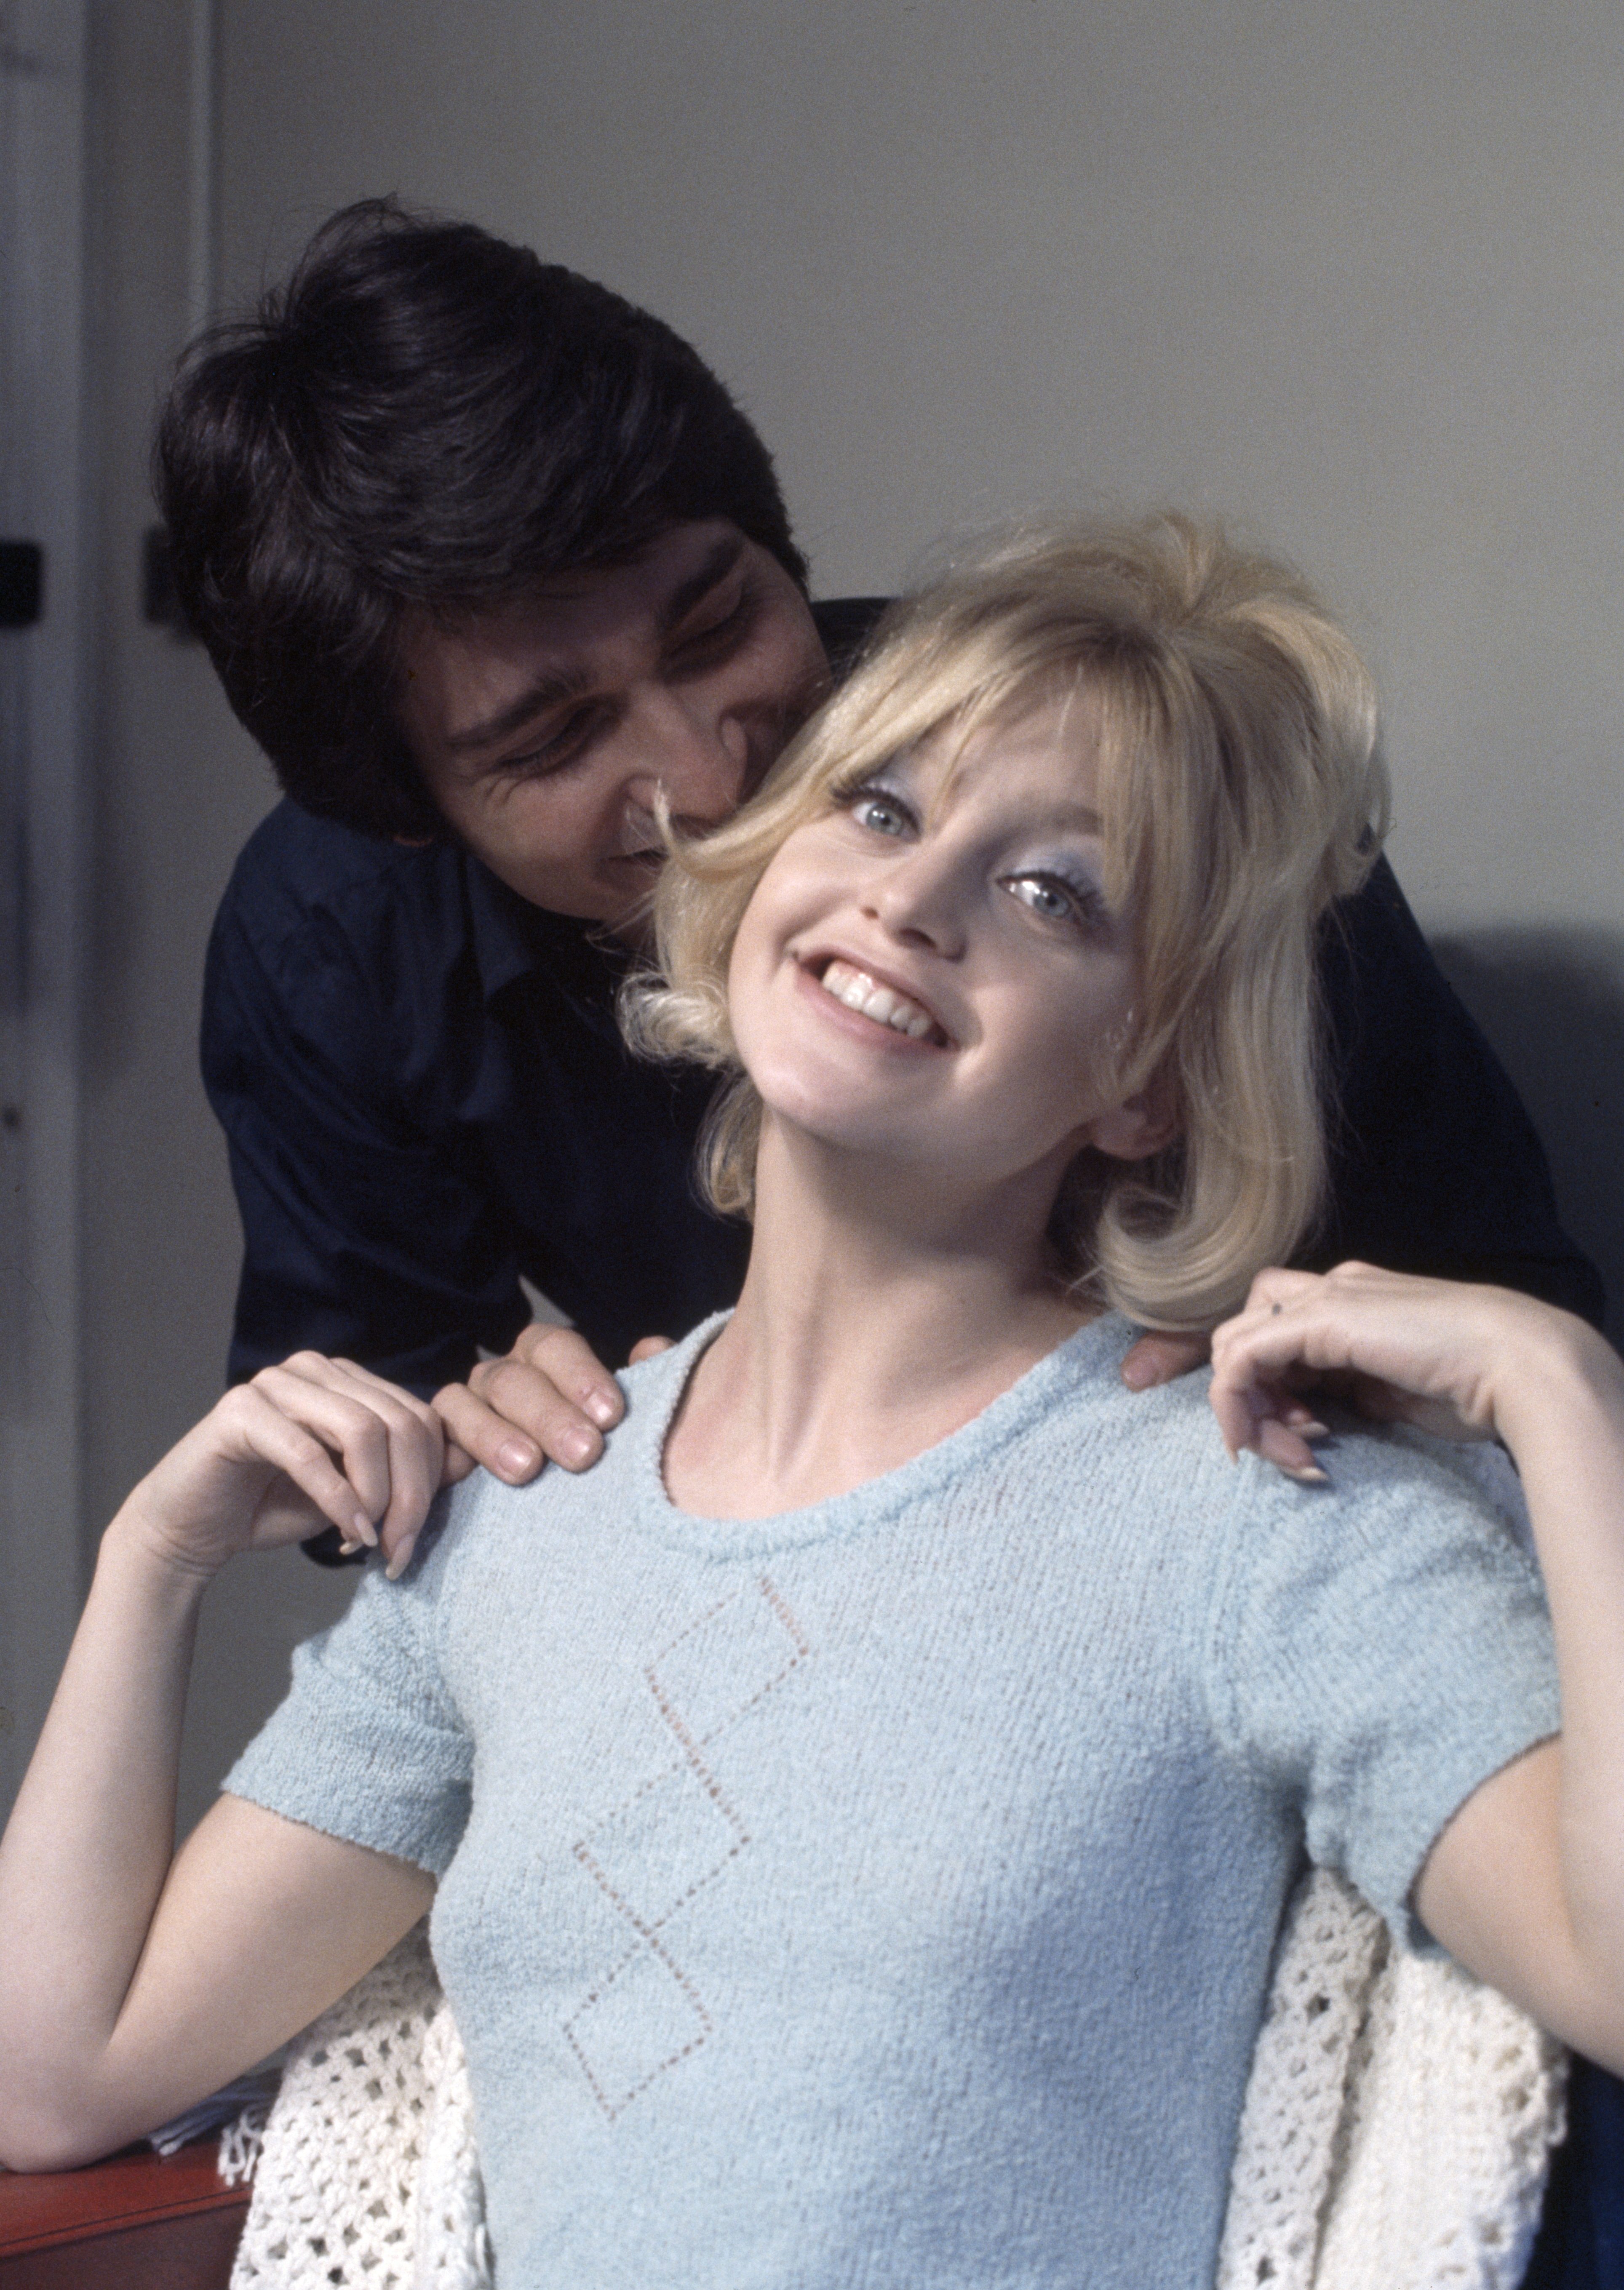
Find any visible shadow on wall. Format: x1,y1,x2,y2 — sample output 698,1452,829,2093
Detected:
1432,930,1624,1348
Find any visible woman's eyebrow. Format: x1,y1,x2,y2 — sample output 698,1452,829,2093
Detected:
1040,803,1105,835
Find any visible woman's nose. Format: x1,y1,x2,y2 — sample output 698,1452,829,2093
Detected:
864,850,967,956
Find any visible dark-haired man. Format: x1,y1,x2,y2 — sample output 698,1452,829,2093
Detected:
173,199,1598,1473
171,202,860,1425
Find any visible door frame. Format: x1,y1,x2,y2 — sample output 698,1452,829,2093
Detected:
0,0,89,1815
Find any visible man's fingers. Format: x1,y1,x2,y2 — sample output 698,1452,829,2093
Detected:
1203,1362,1329,1479
1119,1330,1211,1391
435,1358,613,1479
507,1324,624,1431
431,1324,673,1484
467,1356,601,1472
433,1377,548,1483
439,1438,479,1487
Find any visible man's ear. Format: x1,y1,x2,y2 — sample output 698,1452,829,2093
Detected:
1083,1068,1180,1164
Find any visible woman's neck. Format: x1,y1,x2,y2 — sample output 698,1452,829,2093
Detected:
662,1121,1092,1519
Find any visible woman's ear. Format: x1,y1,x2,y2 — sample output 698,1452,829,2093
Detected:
1084,1068,1180,1164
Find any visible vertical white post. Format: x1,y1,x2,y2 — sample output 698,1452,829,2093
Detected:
0,0,88,1818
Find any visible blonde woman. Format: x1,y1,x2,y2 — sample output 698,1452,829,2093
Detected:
2,517,1620,2288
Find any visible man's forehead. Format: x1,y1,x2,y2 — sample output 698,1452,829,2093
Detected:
527,520,745,610
398,522,749,675
395,521,756,753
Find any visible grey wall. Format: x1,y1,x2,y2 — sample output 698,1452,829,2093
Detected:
211,0,1624,1310
80,0,1624,1826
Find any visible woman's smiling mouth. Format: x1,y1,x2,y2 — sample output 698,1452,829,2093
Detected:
813,957,950,1044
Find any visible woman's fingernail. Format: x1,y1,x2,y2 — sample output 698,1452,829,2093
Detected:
1281,1461,1330,1486
337,1537,365,1557
558,1426,597,1468
497,1438,541,1479
584,1389,618,1428
385,1534,419,1582
354,1512,377,1546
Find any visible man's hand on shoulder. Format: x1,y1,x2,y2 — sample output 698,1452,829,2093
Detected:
1118,1329,1210,1391
1118,1319,1333,1477
435,1324,673,1486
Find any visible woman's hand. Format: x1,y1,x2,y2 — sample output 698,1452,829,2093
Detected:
433,1324,672,1487
118,1354,446,1581
1215,1266,1624,2075
1207,1262,1574,1479
0,1354,446,2167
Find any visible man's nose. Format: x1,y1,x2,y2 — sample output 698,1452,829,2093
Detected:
626,691,750,828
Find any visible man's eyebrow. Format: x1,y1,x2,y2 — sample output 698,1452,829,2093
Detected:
657,531,747,634
437,535,750,758
441,670,583,756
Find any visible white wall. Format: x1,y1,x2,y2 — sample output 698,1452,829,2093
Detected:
72,0,1624,1820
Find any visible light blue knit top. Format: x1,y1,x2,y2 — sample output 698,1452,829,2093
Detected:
227,1312,1559,2288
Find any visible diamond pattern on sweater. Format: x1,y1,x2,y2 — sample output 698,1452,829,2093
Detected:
563,1577,810,2119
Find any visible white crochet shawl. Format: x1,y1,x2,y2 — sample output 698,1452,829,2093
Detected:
225,1867,1564,2289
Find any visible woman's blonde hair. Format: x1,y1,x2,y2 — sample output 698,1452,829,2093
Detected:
624,512,1389,1329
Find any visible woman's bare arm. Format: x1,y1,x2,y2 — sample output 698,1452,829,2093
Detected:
0,1359,443,2169
1209,1265,1624,2073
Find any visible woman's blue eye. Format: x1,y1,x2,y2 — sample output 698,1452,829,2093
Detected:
999,865,1113,929
1006,874,1077,921
847,786,914,837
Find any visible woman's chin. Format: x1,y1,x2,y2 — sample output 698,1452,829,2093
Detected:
756,1089,932,1169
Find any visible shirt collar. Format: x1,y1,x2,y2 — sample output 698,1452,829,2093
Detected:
462,848,631,1026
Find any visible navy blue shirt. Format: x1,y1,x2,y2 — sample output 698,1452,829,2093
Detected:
204,796,752,1387
202,597,1602,1401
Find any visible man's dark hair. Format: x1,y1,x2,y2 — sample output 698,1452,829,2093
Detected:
155,199,809,839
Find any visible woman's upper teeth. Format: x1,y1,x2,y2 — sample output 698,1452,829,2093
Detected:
820,958,938,1039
